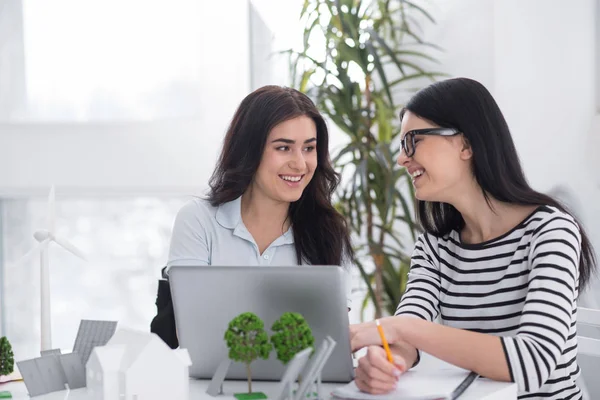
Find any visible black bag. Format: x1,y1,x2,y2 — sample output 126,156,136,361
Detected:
150,267,179,349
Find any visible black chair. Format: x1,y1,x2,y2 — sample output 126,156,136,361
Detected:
150,267,179,349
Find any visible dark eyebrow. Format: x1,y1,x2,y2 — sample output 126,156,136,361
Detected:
271,137,317,144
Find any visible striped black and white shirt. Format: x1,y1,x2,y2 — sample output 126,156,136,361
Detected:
396,205,582,400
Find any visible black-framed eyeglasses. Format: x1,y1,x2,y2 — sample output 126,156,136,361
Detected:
400,128,460,157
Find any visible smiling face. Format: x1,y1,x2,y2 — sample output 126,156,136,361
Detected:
251,115,318,204
397,110,473,202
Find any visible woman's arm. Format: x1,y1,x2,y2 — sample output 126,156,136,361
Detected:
389,340,419,368
387,317,511,381
395,234,441,321
394,233,442,367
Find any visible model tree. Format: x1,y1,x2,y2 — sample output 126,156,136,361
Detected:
271,312,314,365
0,337,14,377
224,312,272,399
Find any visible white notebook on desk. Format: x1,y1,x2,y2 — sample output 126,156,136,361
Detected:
331,370,475,400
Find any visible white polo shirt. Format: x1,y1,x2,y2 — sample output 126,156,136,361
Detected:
166,196,352,308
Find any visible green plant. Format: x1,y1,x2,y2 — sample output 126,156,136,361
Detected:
288,0,441,318
224,312,272,395
271,312,314,365
0,337,14,377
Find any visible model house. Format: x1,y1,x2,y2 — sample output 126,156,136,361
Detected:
86,330,192,400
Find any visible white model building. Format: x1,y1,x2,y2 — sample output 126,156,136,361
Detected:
86,330,192,400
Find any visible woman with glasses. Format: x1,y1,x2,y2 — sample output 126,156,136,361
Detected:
350,78,596,400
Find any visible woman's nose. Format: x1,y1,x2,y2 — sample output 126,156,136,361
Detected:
289,150,307,170
397,148,410,166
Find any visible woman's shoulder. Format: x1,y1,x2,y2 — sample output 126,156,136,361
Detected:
525,205,580,237
174,196,218,224
413,231,443,255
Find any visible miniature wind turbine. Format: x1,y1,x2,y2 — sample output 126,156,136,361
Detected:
12,186,86,351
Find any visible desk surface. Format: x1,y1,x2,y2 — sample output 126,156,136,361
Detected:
2,377,516,400
2,355,518,400
1,352,516,399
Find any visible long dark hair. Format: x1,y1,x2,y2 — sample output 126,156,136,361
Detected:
208,85,353,266
401,77,597,290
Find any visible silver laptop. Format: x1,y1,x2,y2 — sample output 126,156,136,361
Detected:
168,265,354,383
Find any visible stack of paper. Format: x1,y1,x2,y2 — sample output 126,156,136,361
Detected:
331,370,474,400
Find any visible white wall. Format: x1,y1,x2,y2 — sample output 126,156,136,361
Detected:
597,0,600,114
416,0,496,91
493,0,600,306
494,0,596,188
421,0,600,303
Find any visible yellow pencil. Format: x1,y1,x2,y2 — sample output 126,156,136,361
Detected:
375,319,394,363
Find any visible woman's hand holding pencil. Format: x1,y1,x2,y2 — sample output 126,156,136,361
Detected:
350,318,412,394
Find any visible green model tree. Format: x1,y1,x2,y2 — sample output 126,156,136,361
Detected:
271,312,314,365
224,312,272,399
0,337,14,377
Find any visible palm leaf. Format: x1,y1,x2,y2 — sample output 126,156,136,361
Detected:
291,0,439,321
402,0,435,23
355,258,380,317
365,42,394,106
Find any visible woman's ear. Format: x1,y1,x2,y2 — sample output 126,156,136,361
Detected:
460,135,473,160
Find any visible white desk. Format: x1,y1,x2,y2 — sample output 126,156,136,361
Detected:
2,377,516,400
1,352,516,399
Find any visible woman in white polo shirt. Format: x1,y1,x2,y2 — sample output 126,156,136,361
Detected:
151,85,354,347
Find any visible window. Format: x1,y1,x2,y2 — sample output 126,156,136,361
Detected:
2,197,185,360
0,0,250,197
18,0,206,122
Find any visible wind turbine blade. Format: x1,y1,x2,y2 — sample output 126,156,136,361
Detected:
10,238,50,269
48,185,56,234
54,236,87,261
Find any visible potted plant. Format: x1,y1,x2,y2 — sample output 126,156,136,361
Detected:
0,336,14,399
288,0,441,318
224,312,272,400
